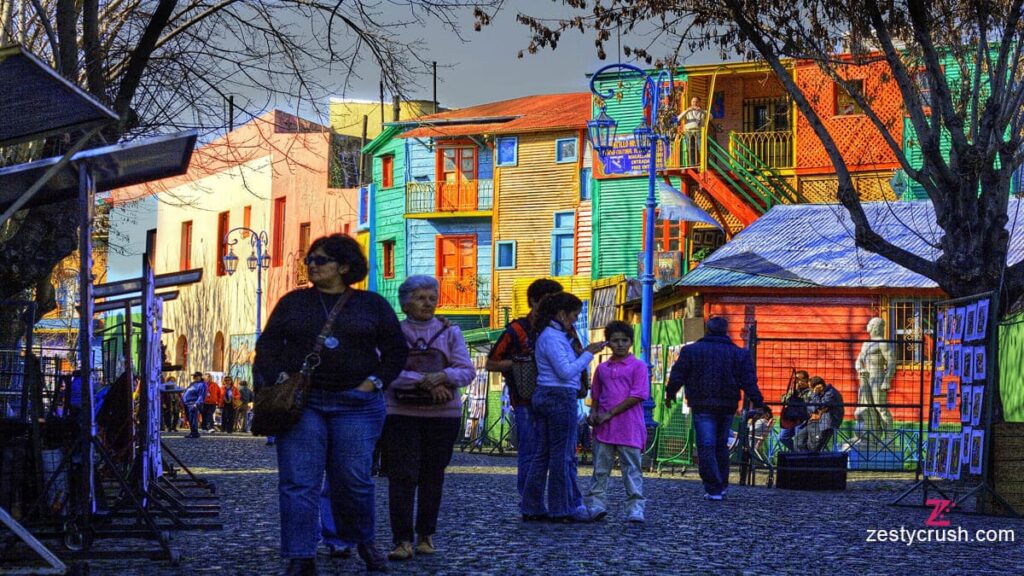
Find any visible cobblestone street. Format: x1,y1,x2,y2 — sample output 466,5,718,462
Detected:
71,434,1024,575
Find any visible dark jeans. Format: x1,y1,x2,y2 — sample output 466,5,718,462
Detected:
221,405,236,433
521,386,584,518
513,405,535,498
201,403,216,430
693,412,734,496
381,414,460,544
186,405,200,437
276,387,385,559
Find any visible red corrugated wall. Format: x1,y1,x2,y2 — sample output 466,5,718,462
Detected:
706,293,933,423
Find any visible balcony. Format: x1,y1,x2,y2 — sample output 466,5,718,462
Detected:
730,131,794,169
406,179,493,216
438,275,488,310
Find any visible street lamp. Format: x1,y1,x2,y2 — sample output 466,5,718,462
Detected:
587,64,676,430
223,228,271,337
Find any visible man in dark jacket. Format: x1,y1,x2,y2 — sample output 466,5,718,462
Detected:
796,376,844,452
665,317,765,500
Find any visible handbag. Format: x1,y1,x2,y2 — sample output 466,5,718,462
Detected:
393,320,452,406
511,354,538,402
250,290,352,436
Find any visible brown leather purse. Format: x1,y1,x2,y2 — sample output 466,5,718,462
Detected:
251,290,352,436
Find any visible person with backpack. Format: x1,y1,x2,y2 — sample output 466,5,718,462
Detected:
485,279,565,503
778,370,811,451
381,276,475,561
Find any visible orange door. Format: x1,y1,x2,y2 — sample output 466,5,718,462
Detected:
438,148,477,211
437,235,478,308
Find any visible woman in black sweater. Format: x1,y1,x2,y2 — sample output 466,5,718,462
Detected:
255,234,407,575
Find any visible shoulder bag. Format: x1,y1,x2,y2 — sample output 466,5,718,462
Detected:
250,290,353,436
394,319,452,406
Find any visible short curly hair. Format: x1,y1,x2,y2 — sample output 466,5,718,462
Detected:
307,233,368,285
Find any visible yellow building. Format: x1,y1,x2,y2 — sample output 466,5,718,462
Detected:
329,98,439,140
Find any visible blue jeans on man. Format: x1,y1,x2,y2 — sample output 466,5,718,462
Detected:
276,387,385,559
778,422,806,451
521,386,587,520
693,412,734,497
186,404,200,438
514,405,536,497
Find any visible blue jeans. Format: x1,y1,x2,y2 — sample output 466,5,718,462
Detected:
320,475,354,550
186,405,200,437
513,405,536,498
521,387,584,518
276,387,385,559
693,412,734,496
779,423,805,451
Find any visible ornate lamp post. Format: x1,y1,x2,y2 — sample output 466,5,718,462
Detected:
223,228,271,337
587,64,676,429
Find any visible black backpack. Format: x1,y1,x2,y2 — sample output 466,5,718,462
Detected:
780,372,809,429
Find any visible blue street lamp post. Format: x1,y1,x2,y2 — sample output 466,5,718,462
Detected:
222,228,272,338
588,64,675,430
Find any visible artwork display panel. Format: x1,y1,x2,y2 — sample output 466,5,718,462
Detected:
953,307,966,340
960,385,973,423
961,426,972,464
974,347,987,381
946,380,958,411
951,346,962,377
971,386,984,426
961,346,974,384
936,311,946,340
975,299,990,340
949,435,962,480
930,401,942,430
965,303,978,342
936,434,951,478
969,429,984,475
925,435,938,476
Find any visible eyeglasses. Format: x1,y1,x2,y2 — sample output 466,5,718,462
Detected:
304,255,336,267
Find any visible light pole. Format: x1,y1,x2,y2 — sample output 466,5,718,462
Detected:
222,227,271,338
587,64,675,429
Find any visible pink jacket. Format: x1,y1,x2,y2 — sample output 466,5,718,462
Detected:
385,317,476,419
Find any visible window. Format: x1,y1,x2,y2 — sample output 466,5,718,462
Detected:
180,221,193,270
382,240,395,279
216,211,230,276
213,332,225,372
496,241,517,269
889,298,937,365
343,222,351,236
243,205,252,234
299,222,311,253
381,154,394,188
555,137,578,163
145,229,157,266
358,186,370,228
496,137,518,167
272,197,286,267
175,335,188,367
551,211,575,276
835,79,864,115
580,168,592,201
437,147,477,211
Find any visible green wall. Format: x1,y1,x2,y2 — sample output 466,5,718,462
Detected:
999,312,1024,422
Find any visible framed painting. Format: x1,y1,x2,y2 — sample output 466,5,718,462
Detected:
974,347,987,381
934,342,945,378
951,346,962,377
969,429,984,475
965,303,978,342
933,373,943,398
948,435,962,480
961,426,972,464
971,386,984,426
975,299,990,340
925,435,938,476
953,307,965,341
936,310,945,340
961,346,973,384
930,400,942,430
946,380,957,411
960,385,973,423
936,434,951,479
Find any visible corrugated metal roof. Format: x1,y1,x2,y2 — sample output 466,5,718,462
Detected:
679,200,1024,289
400,93,590,139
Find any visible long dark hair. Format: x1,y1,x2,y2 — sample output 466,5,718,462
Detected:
531,292,582,338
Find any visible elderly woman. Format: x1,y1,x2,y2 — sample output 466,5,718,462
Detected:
381,275,475,561
255,234,407,576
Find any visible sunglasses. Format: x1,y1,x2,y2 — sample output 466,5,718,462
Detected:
304,255,336,266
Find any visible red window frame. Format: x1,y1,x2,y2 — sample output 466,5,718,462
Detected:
272,197,286,267
180,221,193,271
216,211,230,276
382,240,396,279
382,155,394,188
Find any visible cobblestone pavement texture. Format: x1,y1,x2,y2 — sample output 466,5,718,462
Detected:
13,433,1024,575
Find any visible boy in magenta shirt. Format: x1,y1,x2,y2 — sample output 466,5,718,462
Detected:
585,320,649,523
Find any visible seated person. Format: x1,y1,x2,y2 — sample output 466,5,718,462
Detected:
795,377,844,452
778,371,811,451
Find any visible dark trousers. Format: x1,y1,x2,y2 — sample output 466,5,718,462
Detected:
693,412,734,496
187,405,201,437
222,405,236,434
381,414,460,544
201,403,216,430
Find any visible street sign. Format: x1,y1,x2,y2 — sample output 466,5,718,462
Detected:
93,268,202,299
93,290,179,313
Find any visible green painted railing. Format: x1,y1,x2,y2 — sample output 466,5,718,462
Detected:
706,139,776,213
729,134,808,204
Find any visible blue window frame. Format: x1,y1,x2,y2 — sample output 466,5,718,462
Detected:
580,168,592,200
555,137,578,164
496,136,518,167
496,240,517,270
358,186,370,229
551,210,575,276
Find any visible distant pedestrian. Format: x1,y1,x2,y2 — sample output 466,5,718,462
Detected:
161,377,182,432
797,376,844,452
221,376,238,434
666,316,766,501
237,380,254,433
255,233,406,575
585,321,648,523
381,276,475,561
181,372,207,439
521,292,606,523
485,278,564,503
202,373,221,432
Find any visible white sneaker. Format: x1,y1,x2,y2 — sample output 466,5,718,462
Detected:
627,510,645,523
703,493,723,501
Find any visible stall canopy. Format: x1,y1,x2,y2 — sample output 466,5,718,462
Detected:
0,131,198,213
0,44,118,147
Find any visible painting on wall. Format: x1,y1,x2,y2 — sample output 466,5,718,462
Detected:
960,385,973,423
969,429,984,475
974,347,987,381
961,346,973,384
961,426,972,464
975,299,990,341
229,333,258,385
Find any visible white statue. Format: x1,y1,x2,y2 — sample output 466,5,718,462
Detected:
854,317,895,441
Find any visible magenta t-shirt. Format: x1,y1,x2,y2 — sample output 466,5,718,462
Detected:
591,354,650,449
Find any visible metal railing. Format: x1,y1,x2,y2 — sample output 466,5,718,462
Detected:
406,179,494,214
439,276,482,309
731,130,794,169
